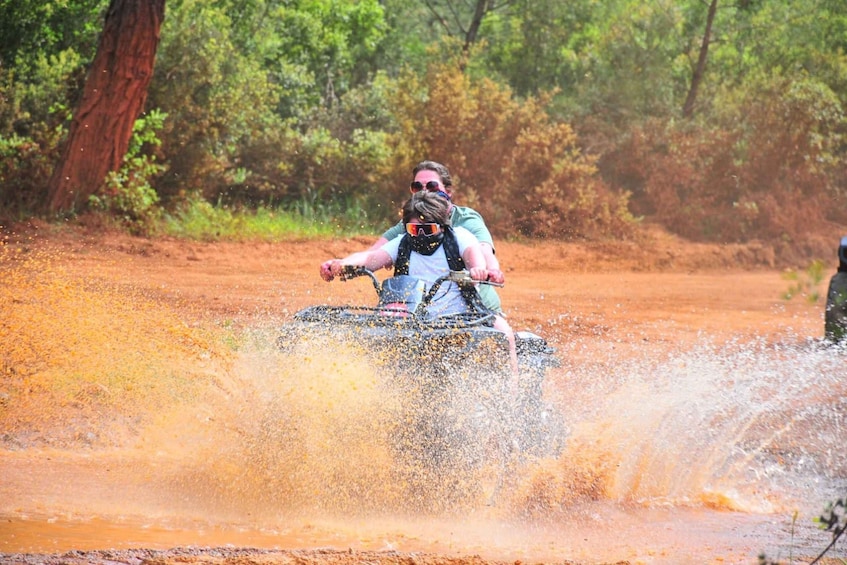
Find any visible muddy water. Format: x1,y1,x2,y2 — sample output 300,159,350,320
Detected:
1,244,846,564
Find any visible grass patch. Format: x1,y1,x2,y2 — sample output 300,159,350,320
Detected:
782,259,827,304
160,197,383,241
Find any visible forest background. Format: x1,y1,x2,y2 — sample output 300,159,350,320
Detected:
1,0,846,266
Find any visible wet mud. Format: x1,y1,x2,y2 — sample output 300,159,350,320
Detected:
1,225,845,564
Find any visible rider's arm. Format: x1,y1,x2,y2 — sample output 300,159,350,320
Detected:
324,249,392,280
455,226,488,282
367,236,389,251
479,242,504,284
462,243,488,281
320,236,388,280
341,249,392,271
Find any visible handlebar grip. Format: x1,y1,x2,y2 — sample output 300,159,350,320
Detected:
340,265,367,280
446,270,504,287
338,266,381,294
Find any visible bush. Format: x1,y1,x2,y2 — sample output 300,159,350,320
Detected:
606,73,847,260
0,50,83,218
385,47,635,240
87,110,167,235
0,130,62,217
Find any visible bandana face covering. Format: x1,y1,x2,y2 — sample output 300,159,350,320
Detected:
409,231,444,255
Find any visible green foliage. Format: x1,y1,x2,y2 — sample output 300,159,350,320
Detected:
0,130,61,218
161,195,373,241
148,0,285,200
205,0,386,114
759,497,847,564
0,4,98,217
573,0,689,121
781,260,827,304
88,110,167,235
0,49,81,217
0,0,105,73
276,0,387,98
374,1,434,76
481,0,589,97
148,0,392,223
0,48,83,137
211,94,395,224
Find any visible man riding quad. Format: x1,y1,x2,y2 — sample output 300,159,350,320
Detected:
825,236,847,342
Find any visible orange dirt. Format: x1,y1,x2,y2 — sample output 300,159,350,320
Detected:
17,222,822,354
0,222,836,565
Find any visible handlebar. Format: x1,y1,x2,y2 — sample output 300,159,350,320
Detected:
339,265,380,294
444,270,504,288
338,266,501,288
336,266,501,313
423,270,501,312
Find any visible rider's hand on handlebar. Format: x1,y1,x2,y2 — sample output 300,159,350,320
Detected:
320,259,340,281
468,267,489,282
486,268,505,284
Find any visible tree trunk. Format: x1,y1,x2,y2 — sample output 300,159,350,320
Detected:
47,0,165,214
682,0,718,119
463,0,490,52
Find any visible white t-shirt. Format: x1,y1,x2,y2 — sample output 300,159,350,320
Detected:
381,226,478,317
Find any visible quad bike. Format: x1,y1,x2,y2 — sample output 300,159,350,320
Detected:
277,266,565,507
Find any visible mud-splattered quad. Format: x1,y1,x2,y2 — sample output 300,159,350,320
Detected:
277,267,565,506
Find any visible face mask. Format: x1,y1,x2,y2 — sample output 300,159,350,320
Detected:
409,231,444,255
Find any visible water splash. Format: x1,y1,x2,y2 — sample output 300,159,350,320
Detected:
177,330,563,519
144,324,847,528
546,334,847,515
2,244,846,562
0,245,229,450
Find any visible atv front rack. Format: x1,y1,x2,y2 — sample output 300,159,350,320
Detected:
294,304,497,330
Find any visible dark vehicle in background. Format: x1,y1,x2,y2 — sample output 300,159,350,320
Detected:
825,236,847,343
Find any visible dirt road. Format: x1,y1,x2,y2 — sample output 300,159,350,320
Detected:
0,224,841,565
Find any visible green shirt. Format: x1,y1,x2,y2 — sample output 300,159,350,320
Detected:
383,205,502,313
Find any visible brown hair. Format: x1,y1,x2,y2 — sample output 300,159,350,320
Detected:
402,190,451,226
412,160,453,188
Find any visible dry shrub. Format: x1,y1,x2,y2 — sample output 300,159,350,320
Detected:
608,75,846,261
621,120,746,242
497,119,634,239
387,52,635,241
